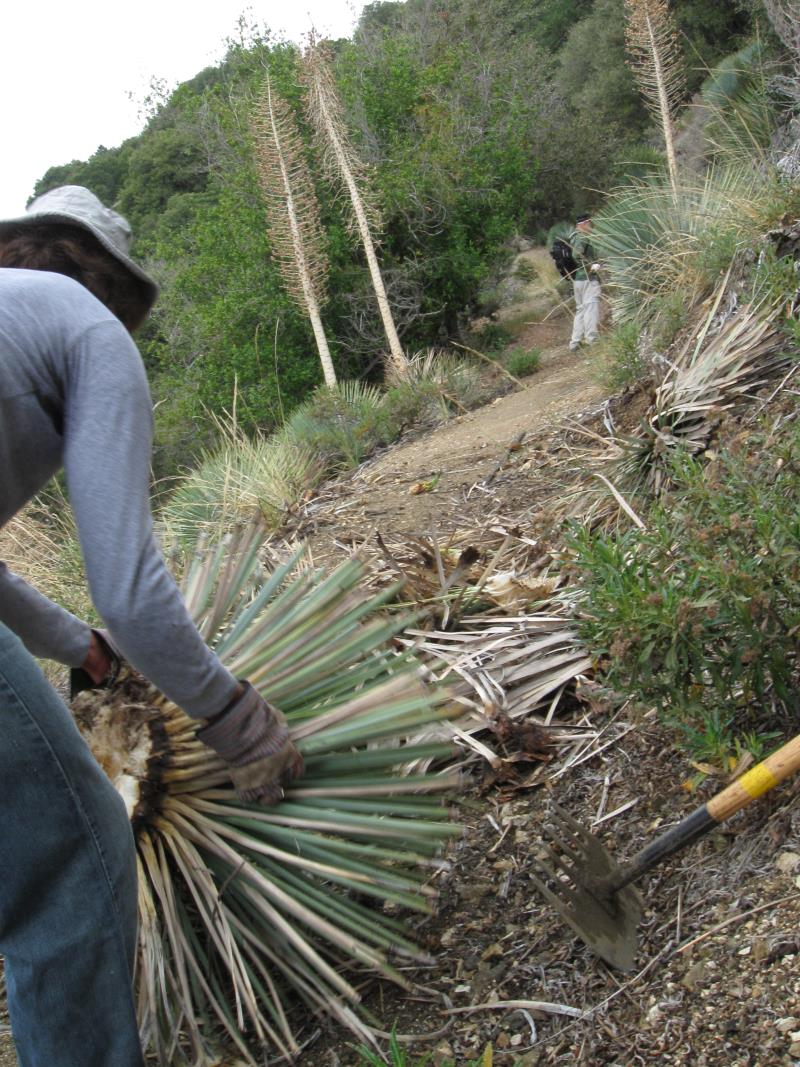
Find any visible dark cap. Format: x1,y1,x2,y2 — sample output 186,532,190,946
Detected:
576,212,591,224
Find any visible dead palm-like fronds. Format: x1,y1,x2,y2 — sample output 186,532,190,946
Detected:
252,73,337,387
403,612,592,729
610,285,792,494
73,522,459,1064
624,0,686,193
303,39,410,380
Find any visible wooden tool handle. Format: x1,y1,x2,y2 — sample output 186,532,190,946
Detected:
707,734,800,822
605,734,800,896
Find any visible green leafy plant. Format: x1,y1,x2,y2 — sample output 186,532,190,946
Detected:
504,345,541,378
596,321,647,389
471,322,513,353
282,380,391,470
356,1027,426,1066
568,425,800,757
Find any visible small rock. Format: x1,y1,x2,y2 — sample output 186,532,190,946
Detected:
431,1042,454,1066
682,962,707,990
510,1034,523,1047
776,851,800,874
752,938,770,962
777,1017,798,1032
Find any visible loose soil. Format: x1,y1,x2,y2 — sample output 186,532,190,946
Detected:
2,287,798,1067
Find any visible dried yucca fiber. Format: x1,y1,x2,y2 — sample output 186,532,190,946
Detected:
72,522,459,1065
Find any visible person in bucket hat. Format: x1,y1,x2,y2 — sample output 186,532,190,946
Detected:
0,188,302,1066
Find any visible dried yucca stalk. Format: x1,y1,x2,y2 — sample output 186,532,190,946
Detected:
252,73,337,387
624,0,686,192
303,38,410,380
73,522,459,1065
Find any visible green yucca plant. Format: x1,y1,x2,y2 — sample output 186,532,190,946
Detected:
700,42,778,165
160,412,321,546
594,165,769,323
281,379,390,471
73,522,460,1065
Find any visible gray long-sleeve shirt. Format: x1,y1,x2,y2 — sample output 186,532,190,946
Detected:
0,267,237,717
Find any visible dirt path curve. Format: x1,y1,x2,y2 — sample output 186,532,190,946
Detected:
304,317,605,554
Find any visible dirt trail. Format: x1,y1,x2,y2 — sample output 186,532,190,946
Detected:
301,312,605,561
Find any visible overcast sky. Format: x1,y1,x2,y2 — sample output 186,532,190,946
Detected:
1,0,365,216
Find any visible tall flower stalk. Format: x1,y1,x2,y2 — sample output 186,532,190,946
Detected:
303,39,410,380
624,0,686,193
252,73,337,387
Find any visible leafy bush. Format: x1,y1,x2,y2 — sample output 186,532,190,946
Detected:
471,321,513,353
504,345,541,378
595,321,647,389
513,257,538,282
567,428,800,759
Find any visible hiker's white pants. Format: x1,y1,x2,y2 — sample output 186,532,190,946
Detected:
570,279,601,346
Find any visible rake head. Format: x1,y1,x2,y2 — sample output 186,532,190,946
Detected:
530,803,643,971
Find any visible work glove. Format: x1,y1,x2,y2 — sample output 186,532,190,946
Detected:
70,628,123,700
590,262,601,273
196,682,304,805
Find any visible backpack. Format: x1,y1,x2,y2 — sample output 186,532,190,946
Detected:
550,236,578,279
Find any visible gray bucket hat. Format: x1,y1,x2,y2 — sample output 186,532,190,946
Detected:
0,185,158,312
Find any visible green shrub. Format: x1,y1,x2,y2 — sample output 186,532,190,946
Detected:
472,321,513,353
596,321,647,389
513,257,538,282
382,377,443,433
504,345,541,377
650,289,691,350
567,429,800,760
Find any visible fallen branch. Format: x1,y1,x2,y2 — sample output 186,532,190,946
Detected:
675,893,800,955
446,998,584,1020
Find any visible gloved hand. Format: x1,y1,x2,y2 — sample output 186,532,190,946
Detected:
196,682,304,805
70,629,123,700
590,262,601,273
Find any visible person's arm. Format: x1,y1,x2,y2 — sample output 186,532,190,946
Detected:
0,561,92,665
62,320,239,717
53,316,302,803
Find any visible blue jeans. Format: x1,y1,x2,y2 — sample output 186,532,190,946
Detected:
0,623,145,1067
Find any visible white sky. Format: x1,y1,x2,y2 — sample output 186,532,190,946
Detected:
1,0,365,216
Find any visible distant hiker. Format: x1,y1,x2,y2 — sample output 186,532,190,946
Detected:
0,186,302,1067
568,212,602,351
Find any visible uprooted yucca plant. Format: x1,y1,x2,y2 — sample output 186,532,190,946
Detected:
72,521,460,1065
